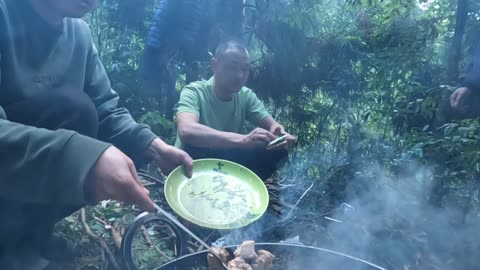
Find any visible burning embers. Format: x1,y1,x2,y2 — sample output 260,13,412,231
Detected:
208,240,275,270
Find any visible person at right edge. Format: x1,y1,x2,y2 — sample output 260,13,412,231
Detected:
450,44,480,117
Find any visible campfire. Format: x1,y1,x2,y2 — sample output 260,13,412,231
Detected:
208,240,275,270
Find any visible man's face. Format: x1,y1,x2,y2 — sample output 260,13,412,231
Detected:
49,0,99,18
212,49,251,94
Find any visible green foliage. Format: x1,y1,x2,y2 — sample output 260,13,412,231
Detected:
346,0,385,6
72,1,480,269
138,112,175,142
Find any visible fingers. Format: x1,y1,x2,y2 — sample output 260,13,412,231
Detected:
266,132,296,151
265,131,276,140
245,128,278,148
450,91,459,109
124,178,156,213
253,135,274,147
257,134,273,144
458,89,470,113
450,87,471,113
277,126,287,136
128,160,150,195
126,160,155,213
90,147,155,213
254,128,276,141
266,140,287,151
272,126,282,135
182,152,194,178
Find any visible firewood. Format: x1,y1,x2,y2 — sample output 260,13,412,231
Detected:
228,257,253,270
252,250,275,270
207,246,229,270
233,240,257,262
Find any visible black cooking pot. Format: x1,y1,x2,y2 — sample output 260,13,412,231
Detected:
153,243,386,270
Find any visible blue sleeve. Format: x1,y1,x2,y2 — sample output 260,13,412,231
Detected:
142,0,180,79
145,0,179,49
462,43,480,91
177,0,205,60
143,0,206,79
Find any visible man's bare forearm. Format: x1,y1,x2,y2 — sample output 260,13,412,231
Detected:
178,122,245,149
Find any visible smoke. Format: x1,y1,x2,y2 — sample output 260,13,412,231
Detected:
314,161,480,270
212,211,278,247
243,136,480,270
212,137,480,270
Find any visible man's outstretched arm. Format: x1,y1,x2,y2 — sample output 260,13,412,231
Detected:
0,104,110,205
257,116,296,145
450,44,480,112
177,112,276,149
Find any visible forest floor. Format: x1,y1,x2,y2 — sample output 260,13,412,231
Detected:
52,166,317,270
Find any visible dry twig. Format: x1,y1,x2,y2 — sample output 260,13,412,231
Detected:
80,208,121,270
93,215,123,250
141,225,173,260
111,222,123,250
141,225,153,246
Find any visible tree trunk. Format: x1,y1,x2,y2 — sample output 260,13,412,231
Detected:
447,0,469,81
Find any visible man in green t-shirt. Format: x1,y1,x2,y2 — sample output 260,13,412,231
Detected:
175,40,295,180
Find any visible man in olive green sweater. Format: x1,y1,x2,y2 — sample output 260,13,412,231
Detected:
0,0,193,268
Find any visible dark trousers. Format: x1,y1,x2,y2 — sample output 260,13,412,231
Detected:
0,91,99,247
183,144,288,180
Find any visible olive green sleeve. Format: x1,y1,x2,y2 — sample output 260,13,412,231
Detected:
83,23,158,166
0,105,111,205
0,3,111,205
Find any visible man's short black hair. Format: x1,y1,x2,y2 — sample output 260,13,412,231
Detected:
214,38,248,59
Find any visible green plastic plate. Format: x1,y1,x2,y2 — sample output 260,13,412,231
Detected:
164,159,269,230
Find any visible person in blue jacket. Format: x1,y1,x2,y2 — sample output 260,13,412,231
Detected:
142,0,245,102
450,44,480,117
143,0,206,78
142,0,210,118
